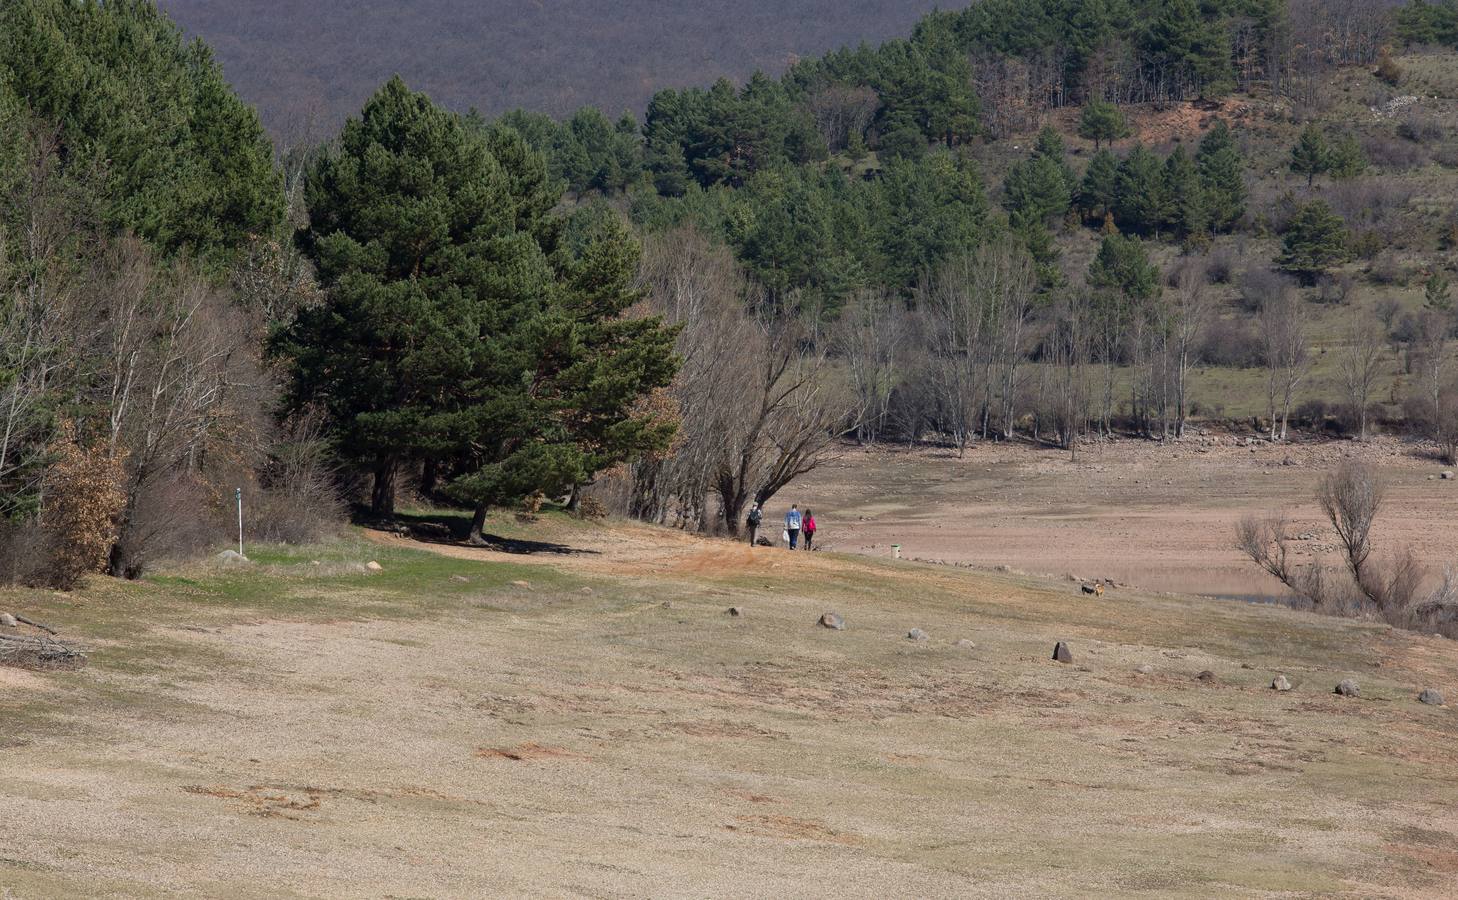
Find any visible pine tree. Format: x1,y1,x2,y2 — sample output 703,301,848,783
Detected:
1003,153,1072,229
1079,149,1119,220
1113,144,1168,236
1088,233,1158,301
1329,134,1368,180
1425,271,1453,313
1078,99,1131,150
1278,200,1350,282
1162,146,1209,240
1290,124,1331,187
1197,120,1246,231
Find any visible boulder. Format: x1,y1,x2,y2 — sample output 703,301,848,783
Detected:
819,613,845,630
0,613,16,628
1419,689,1444,706
1272,675,1292,692
364,560,383,572
1334,679,1360,697
907,628,929,641
1052,641,1072,664
215,549,250,564
1443,471,1455,481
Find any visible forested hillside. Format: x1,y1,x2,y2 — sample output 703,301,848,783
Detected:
6,0,1458,589
155,0,944,136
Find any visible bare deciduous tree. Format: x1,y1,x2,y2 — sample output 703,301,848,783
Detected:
1258,282,1309,441
1168,260,1212,438
1337,308,1386,440
835,289,906,444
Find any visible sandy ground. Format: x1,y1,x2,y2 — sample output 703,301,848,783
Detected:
4,509,1458,897
793,435,1458,598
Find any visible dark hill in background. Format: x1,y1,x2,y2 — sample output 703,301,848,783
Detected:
157,0,946,139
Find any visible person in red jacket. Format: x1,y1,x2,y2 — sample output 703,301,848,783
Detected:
802,509,817,550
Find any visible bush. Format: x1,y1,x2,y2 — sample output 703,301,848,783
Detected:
577,495,608,520
247,421,345,545
1317,272,1355,305
109,474,218,579
1206,244,1238,285
1237,266,1295,313
1198,317,1264,368
1362,134,1426,171
40,432,127,590
1398,112,1444,145
1376,51,1404,86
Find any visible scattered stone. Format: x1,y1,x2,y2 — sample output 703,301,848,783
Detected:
1052,641,1072,664
661,601,672,609
1272,675,1292,691
364,560,383,572
216,549,250,564
819,612,845,630
728,606,744,617
510,579,530,588
1135,664,1154,675
1196,670,1217,683
907,628,929,641
450,575,470,583
0,613,16,628
955,639,976,649
1419,689,1445,706
1240,662,1255,669
1335,679,1360,697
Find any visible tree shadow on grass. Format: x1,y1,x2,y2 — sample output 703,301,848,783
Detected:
355,507,598,557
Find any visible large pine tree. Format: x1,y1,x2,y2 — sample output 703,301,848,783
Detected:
277,78,678,529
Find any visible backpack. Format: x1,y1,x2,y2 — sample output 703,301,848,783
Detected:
747,507,762,526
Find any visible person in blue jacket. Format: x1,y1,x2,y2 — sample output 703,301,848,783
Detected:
785,504,802,549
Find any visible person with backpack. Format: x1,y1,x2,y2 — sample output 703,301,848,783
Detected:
802,509,817,550
784,504,802,549
745,502,762,546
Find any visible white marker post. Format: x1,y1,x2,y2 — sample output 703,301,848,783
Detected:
236,487,244,558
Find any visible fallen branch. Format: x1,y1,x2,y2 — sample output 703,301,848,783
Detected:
15,614,58,635
0,633,87,670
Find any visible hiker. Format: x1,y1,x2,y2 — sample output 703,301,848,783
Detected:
802,508,816,550
785,504,802,549
745,502,762,546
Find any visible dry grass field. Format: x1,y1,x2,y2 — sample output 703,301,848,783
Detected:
4,489,1458,897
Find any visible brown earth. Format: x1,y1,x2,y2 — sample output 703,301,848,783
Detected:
793,435,1458,600
3,448,1458,897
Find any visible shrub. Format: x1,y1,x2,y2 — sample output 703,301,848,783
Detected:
1317,272,1355,305
40,431,127,590
1398,112,1444,144
1198,317,1264,368
1206,244,1238,284
1362,134,1426,171
1376,51,1404,86
577,495,608,520
247,421,345,545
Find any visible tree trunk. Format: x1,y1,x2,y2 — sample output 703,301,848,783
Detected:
371,459,397,518
420,457,438,497
468,504,488,545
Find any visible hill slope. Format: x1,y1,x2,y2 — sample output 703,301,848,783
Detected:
156,0,944,135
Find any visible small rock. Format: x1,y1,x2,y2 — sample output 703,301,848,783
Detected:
216,549,250,564
364,560,383,572
728,606,744,617
1052,641,1072,664
1135,664,1154,675
1419,689,1444,706
580,587,593,595
907,628,929,641
955,639,976,649
661,601,672,608
511,579,531,588
450,575,470,583
1443,471,1455,481
1240,662,1255,669
1196,670,1217,683
1334,679,1360,697
1272,675,1292,691
0,613,16,628
819,612,845,630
